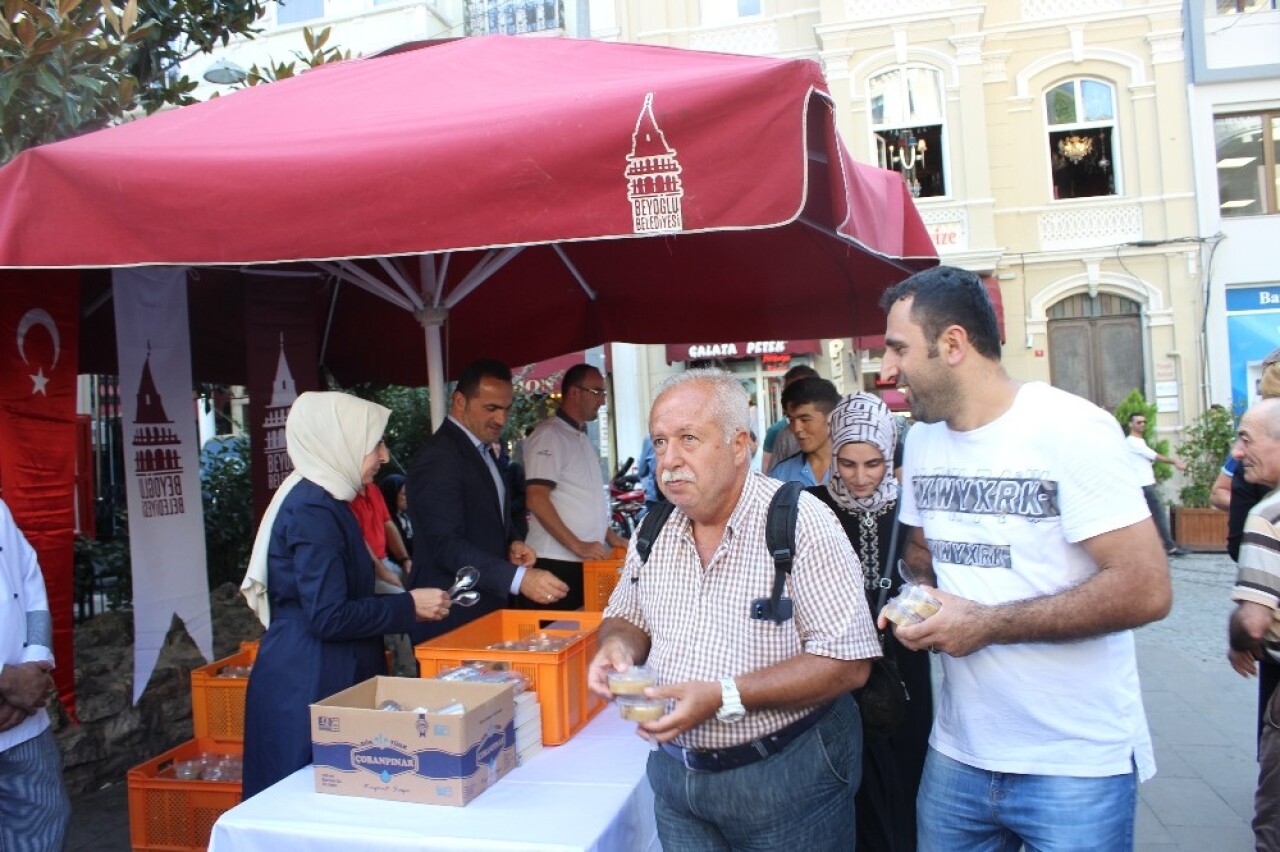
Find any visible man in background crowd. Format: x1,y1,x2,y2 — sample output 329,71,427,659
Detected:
523,364,627,610
760,364,817,473
1225,397,1280,850
1125,412,1188,557
770,376,841,488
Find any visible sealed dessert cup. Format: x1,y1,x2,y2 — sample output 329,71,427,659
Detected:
607,666,655,696
617,696,666,722
882,585,942,627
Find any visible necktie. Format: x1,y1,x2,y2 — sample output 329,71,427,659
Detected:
480,442,506,512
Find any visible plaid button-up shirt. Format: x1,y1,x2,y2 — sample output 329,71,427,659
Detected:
605,472,880,750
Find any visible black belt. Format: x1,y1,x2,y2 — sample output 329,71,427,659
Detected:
659,702,833,773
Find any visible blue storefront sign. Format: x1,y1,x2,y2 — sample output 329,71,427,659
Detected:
1226,286,1280,415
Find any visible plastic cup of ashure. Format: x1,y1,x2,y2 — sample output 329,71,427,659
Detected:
607,666,655,696
882,585,942,627
617,696,667,722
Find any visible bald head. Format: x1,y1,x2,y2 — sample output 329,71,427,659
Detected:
1234,398,1280,488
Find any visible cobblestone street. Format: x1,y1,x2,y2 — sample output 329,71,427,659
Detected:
1135,551,1258,851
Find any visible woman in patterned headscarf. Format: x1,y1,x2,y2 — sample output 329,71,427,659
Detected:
807,392,932,852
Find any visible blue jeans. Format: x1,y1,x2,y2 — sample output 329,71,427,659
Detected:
646,693,861,852
917,748,1136,852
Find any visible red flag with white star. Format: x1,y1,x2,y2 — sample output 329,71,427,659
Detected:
0,270,80,716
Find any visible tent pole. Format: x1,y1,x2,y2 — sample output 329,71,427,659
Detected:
419,254,447,430
424,319,446,430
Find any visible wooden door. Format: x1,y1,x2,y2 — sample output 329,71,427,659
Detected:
1047,294,1143,412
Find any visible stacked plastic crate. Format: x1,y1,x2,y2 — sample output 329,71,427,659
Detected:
126,643,255,850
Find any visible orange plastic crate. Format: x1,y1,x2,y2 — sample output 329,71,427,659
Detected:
127,737,242,851
583,558,624,611
191,650,253,743
414,610,603,745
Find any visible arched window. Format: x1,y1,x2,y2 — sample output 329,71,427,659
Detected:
1046,78,1117,200
868,67,947,199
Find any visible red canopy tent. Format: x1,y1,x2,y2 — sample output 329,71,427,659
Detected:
0,36,936,712
0,35,935,423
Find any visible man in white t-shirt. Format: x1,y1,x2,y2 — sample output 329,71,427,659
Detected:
523,364,627,610
1125,412,1188,556
878,266,1171,851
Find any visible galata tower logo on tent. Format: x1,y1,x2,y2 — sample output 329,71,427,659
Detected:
626,92,684,234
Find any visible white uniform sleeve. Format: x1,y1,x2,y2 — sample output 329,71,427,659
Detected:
522,423,561,485
1,501,54,666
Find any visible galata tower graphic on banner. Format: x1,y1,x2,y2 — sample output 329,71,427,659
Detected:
626,92,684,234
132,343,185,518
263,333,299,491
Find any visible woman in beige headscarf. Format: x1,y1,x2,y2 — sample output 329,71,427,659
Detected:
240,392,451,798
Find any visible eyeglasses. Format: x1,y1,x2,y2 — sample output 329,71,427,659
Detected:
575,386,606,398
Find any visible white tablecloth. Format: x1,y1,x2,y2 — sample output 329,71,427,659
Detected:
209,710,661,852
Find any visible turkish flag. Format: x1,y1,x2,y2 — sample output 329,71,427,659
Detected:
0,270,80,716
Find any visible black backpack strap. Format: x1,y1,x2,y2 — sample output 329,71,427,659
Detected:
635,501,676,565
764,481,803,624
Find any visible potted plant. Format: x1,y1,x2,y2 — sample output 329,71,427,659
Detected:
1172,405,1236,551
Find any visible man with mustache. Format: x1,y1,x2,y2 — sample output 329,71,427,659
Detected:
879,265,1170,851
588,369,880,850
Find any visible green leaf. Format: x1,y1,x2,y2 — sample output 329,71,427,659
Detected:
70,72,102,93
99,0,119,35
32,64,62,96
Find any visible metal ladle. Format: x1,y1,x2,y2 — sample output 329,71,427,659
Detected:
448,566,481,607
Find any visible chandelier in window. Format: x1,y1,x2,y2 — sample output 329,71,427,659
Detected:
890,134,928,198
1058,135,1094,164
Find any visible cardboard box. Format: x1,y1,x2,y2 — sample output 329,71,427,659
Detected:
310,676,515,806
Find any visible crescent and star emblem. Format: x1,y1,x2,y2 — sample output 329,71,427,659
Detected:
16,308,61,397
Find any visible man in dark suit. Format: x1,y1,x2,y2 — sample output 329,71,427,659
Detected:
406,359,568,643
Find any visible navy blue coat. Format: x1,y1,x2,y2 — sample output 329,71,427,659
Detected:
406,419,519,644
241,479,416,798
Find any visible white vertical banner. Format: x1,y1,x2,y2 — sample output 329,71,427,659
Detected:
113,267,213,702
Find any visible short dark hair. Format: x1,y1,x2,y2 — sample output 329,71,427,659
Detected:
781,377,841,415
782,364,818,387
454,359,512,399
561,363,597,393
879,266,1001,360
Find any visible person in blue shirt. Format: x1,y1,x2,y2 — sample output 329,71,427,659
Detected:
637,434,664,516
770,377,841,487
